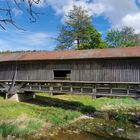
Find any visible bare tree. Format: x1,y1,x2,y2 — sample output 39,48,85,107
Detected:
0,0,43,30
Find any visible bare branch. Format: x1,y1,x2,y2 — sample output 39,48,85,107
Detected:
0,19,14,23
0,0,42,30
0,24,6,30
11,22,26,31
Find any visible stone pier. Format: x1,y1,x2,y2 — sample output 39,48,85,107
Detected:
6,92,36,102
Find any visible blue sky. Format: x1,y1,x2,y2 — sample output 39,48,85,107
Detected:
0,0,140,51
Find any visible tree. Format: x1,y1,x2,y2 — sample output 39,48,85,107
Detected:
56,5,107,50
105,29,122,48
121,26,139,47
0,0,42,30
106,26,140,48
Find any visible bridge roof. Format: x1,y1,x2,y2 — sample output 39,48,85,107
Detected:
0,46,140,62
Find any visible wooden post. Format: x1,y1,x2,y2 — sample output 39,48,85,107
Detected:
92,93,96,99
94,84,97,94
60,83,62,92
39,83,41,91
127,84,129,95
29,85,32,90
5,93,8,100
92,84,96,99
110,84,112,94
49,84,53,96
81,84,83,93
70,84,73,93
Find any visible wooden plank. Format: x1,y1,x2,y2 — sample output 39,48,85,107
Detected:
1,58,140,83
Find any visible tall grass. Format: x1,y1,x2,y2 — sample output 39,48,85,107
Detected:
0,96,81,138
0,94,140,138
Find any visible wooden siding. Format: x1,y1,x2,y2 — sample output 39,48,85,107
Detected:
0,58,140,82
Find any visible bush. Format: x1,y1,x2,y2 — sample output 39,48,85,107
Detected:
113,113,129,123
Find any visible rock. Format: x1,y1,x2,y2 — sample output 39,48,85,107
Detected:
129,116,140,125
137,121,140,125
116,128,124,132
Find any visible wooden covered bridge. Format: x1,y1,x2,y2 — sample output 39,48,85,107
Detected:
0,46,140,100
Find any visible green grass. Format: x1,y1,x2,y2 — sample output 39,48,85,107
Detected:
0,96,81,138
0,93,140,138
37,93,140,112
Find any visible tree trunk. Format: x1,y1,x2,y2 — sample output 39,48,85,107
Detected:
77,39,80,49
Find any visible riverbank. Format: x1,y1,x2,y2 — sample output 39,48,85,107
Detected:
0,93,140,139
30,116,140,140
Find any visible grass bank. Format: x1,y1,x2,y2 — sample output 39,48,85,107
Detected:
0,93,140,139
0,95,81,139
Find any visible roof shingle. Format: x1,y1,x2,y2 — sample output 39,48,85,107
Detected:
0,46,140,62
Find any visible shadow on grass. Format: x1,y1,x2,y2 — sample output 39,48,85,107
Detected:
23,95,96,115
0,93,5,99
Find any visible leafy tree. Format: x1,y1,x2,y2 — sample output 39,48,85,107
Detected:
121,26,139,47
105,29,122,48
106,26,140,48
56,5,107,50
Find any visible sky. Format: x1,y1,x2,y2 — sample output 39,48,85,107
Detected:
0,0,140,51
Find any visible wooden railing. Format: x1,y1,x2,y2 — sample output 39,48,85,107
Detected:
0,80,140,98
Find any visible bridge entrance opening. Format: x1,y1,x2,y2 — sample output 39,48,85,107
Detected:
53,70,71,80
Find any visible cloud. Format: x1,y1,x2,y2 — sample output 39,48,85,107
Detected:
9,0,140,33
12,8,23,17
32,0,47,8
0,39,11,51
15,31,55,50
0,31,56,51
46,0,140,32
24,32,50,46
46,0,106,23
46,0,105,16
122,12,140,33
96,0,139,27
10,0,47,7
